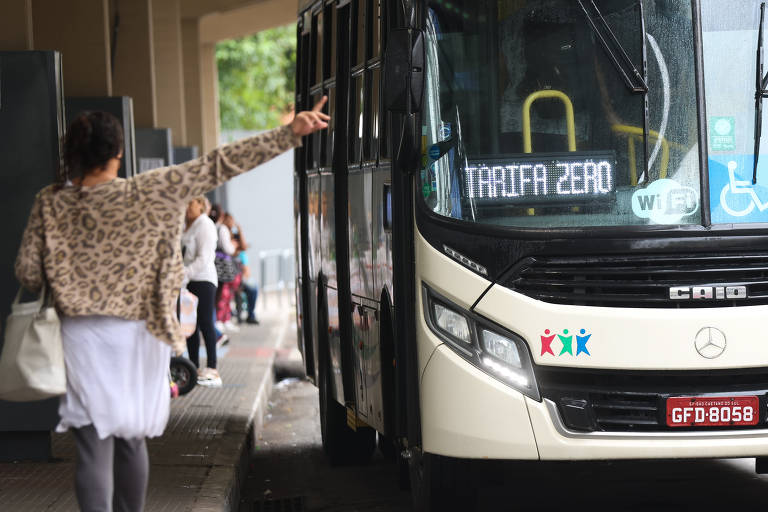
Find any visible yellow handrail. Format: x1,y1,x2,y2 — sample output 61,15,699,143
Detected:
522,90,577,153
611,124,670,185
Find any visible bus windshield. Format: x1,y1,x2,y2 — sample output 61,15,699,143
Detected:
702,0,768,224
421,0,701,228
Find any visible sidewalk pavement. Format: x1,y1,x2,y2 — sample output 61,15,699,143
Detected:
0,304,298,512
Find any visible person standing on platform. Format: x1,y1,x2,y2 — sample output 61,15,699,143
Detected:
216,212,242,331
233,233,260,324
14,98,329,512
181,196,221,386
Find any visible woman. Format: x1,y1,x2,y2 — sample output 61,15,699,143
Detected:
181,196,221,386
216,212,240,331
14,99,328,511
233,233,259,324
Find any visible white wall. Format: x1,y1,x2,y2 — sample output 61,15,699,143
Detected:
221,130,294,287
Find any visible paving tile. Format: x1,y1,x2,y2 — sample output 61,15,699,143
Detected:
0,306,294,512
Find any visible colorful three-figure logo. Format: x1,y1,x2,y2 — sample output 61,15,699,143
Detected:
540,329,591,357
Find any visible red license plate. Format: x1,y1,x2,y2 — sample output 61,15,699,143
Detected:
666,396,760,427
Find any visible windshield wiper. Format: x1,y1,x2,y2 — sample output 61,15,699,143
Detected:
754,2,768,184
577,0,648,93
578,0,651,183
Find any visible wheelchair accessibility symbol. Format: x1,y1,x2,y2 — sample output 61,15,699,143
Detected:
719,161,768,217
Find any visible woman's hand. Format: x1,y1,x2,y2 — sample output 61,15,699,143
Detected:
291,96,331,137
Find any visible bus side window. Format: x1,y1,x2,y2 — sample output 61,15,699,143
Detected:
324,3,336,81
350,73,364,165
370,0,381,59
311,90,324,168
325,87,335,168
323,3,335,169
313,9,323,88
307,9,322,171
354,0,367,67
366,66,381,162
296,21,306,172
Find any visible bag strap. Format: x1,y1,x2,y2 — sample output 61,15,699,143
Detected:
13,281,49,311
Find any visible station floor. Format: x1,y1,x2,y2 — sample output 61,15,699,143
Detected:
0,301,296,511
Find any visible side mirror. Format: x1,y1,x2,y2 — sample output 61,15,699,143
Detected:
383,29,424,114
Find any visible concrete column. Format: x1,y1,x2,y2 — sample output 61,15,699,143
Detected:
112,0,157,128
182,18,203,152
200,42,220,152
0,0,34,50
31,0,112,96
152,0,187,145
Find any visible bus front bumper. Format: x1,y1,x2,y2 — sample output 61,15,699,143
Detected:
420,337,768,461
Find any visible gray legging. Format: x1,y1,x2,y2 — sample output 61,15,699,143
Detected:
73,425,149,512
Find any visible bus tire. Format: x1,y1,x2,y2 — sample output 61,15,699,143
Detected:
410,451,477,511
318,292,376,465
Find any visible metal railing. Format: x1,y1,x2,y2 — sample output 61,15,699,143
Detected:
257,249,295,307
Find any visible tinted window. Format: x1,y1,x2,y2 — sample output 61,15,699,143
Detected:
313,11,323,86
350,74,364,163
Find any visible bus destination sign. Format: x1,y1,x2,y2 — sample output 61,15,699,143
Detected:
464,151,616,205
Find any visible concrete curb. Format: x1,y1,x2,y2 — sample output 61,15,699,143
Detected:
194,318,288,511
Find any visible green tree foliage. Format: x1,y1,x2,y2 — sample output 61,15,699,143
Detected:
217,23,297,131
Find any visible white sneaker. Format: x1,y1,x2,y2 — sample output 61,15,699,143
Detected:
215,320,225,333
197,368,222,387
224,320,239,333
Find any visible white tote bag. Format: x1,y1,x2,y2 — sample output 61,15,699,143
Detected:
0,284,65,401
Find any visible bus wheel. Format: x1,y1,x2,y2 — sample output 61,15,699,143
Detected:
409,451,476,511
318,350,376,465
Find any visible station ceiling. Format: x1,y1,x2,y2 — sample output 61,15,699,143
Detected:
191,0,299,43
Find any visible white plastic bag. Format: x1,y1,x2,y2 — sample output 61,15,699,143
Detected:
179,288,199,337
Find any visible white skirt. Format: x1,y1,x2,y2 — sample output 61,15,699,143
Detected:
56,316,172,440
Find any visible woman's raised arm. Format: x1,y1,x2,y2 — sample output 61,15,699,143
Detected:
135,97,330,205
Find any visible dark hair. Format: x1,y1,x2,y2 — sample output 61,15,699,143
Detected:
58,111,124,185
209,203,222,223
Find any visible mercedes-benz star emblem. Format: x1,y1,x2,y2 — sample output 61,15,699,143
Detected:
694,327,727,359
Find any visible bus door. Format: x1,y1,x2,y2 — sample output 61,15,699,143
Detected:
367,0,390,434
319,1,345,397
295,11,313,375
348,0,376,420
306,5,327,383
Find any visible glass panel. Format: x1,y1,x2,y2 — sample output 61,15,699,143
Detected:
421,0,701,228
702,0,768,224
350,75,365,163
368,67,381,161
300,33,312,106
326,87,335,167
314,11,323,86
311,90,323,168
372,0,381,58
355,0,367,66
325,4,337,79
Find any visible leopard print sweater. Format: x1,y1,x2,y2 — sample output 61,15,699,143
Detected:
15,125,301,353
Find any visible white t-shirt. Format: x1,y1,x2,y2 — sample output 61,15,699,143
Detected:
181,214,218,286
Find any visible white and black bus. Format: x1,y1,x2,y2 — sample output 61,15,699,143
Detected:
294,0,768,509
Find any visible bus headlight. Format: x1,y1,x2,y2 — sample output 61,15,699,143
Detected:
434,303,472,344
422,284,540,400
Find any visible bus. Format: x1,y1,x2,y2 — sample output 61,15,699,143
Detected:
294,0,768,509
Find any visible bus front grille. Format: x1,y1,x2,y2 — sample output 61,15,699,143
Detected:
536,366,768,432
502,252,768,308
